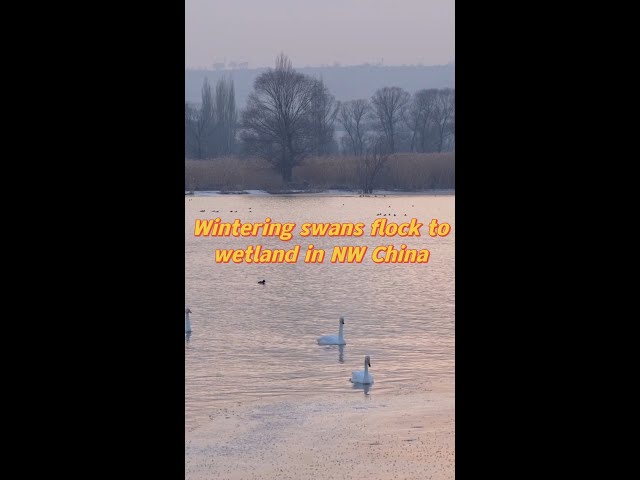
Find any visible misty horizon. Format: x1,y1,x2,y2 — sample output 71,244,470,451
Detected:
185,59,455,71
186,0,454,70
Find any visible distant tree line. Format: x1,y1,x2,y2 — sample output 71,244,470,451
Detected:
185,54,454,191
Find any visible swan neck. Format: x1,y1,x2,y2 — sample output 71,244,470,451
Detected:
185,312,191,331
364,360,369,377
338,323,344,340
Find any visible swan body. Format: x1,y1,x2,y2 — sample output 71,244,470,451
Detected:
185,308,192,333
317,316,346,345
351,355,374,384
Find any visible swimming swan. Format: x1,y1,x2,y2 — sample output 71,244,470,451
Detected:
185,308,192,334
317,316,346,345
351,355,374,384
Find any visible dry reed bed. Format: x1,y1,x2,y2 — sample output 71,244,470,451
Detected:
185,153,454,192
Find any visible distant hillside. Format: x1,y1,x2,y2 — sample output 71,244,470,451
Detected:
185,64,455,107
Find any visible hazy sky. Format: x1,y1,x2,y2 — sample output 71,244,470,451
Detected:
185,0,454,69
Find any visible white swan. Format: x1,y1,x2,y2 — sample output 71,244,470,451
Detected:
317,316,346,345
185,307,192,334
351,355,374,384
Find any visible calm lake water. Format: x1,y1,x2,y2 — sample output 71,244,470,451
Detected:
185,193,454,429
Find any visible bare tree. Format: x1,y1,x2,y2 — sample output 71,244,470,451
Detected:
185,78,215,159
433,88,455,152
357,137,390,194
405,89,437,152
339,99,370,156
240,54,316,182
185,101,196,157
448,110,455,151
309,78,339,156
370,87,410,153
213,76,237,156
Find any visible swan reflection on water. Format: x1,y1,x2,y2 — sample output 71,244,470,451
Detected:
351,381,372,395
318,344,345,363
185,332,192,343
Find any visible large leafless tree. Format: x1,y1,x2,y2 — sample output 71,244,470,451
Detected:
405,89,438,153
370,86,410,153
240,54,316,181
433,88,455,152
339,99,370,156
